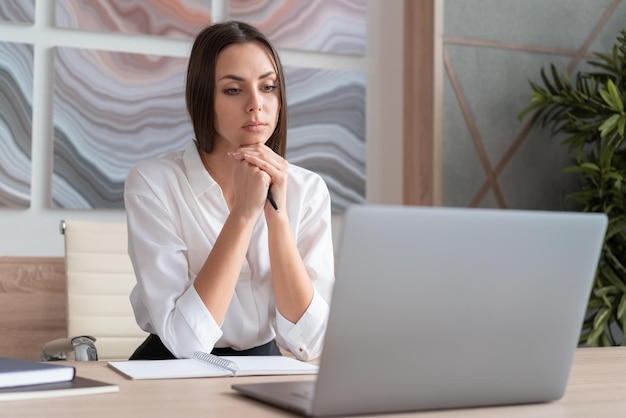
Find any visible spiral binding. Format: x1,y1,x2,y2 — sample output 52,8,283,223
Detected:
193,351,239,372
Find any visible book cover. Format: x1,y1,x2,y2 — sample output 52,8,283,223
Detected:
0,376,119,402
0,357,75,388
108,351,318,380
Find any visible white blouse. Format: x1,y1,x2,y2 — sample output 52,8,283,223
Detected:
124,142,335,360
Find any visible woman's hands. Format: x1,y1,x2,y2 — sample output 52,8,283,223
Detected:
193,143,287,325
229,144,288,217
228,143,312,325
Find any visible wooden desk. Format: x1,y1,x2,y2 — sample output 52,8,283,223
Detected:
4,347,626,417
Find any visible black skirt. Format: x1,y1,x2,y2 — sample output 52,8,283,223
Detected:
129,334,282,360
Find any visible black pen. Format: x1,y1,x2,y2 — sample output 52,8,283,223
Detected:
267,189,279,212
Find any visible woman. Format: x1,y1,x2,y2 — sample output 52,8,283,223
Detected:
124,21,335,361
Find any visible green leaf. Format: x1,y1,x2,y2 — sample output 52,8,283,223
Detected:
580,162,600,172
587,313,608,346
541,66,558,95
606,215,626,239
593,308,611,330
617,293,626,320
551,64,565,92
604,249,626,277
599,145,614,168
599,80,624,112
599,114,621,137
600,268,626,294
607,79,624,112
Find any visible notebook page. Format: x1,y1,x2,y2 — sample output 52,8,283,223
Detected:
221,356,319,376
107,359,231,380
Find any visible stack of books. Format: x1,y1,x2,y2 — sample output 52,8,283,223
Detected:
0,357,118,402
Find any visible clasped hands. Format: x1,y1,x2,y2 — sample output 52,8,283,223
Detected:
228,144,288,217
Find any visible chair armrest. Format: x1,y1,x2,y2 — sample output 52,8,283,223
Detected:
42,336,99,361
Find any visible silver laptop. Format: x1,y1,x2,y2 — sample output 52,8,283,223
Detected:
232,205,607,416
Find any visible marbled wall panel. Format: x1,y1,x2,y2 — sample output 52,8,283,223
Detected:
0,0,35,24
51,48,364,211
0,42,33,208
230,0,366,55
55,0,211,39
52,47,190,209
285,67,365,213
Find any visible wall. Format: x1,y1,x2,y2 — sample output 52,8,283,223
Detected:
8,1,624,255
0,0,405,257
441,0,626,210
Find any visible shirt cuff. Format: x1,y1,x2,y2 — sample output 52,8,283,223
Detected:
177,285,223,352
276,289,329,360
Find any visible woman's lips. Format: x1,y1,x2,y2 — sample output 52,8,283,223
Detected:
242,122,267,132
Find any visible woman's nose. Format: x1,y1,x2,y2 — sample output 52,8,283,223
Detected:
247,92,262,113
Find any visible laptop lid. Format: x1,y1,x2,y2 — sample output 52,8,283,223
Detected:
234,205,607,416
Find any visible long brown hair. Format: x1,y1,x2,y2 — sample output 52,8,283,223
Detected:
186,21,287,157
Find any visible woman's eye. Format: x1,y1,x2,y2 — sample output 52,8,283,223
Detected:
262,85,277,92
224,88,240,95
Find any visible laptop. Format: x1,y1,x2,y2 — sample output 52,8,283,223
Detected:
232,205,607,416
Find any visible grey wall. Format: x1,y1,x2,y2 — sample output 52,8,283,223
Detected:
442,0,626,210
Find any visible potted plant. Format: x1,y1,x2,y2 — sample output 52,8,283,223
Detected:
519,29,626,346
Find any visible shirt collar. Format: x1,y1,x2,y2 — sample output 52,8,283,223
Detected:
183,141,217,197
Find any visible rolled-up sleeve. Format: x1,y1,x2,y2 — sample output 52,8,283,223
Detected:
274,178,335,360
275,290,329,360
125,166,223,359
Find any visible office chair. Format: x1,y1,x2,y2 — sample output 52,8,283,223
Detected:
42,219,148,361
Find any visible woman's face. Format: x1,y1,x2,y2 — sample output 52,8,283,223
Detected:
213,42,280,152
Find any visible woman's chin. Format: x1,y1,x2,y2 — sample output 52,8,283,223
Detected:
238,136,271,147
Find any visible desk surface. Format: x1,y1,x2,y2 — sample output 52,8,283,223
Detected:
4,347,626,417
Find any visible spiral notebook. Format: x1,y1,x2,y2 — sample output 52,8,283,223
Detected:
108,351,318,380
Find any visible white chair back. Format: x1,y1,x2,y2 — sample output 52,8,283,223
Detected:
62,219,147,361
